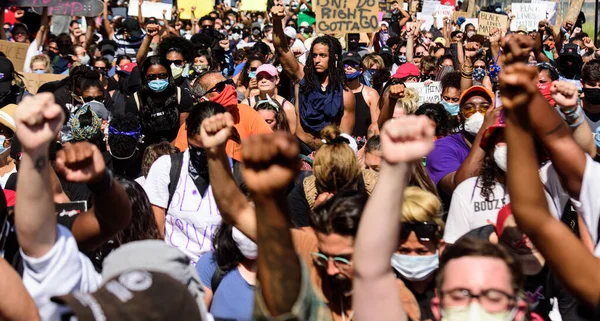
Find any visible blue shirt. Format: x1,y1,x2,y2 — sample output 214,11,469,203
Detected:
196,251,254,321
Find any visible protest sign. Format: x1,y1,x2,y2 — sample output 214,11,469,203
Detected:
453,10,471,20
564,0,584,27
178,0,213,20
0,40,28,72
30,0,103,16
420,0,439,15
240,0,268,12
532,0,557,25
315,0,379,34
510,3,546,31
405,82,442,105
21,73,68,94
477,12,508,35
128,0,172,20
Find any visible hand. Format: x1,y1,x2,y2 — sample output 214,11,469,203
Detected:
15,94,65,153
55,142,106,184
501,34,534,65
201,112,234,154
138,0,143,7
172,7,177,14
551,81,579,110
388,84,406,99
314,192,334,208
219,39,230,51
146,24,159,36
15,9,24,19
104,0,109,7
584,37,595,50
465,42,478,58
191,6,196,11
241,133,301,195
178,8,185,13
380,115,435,164
424,79,434,86
162,9,167,16
249,77,258,89
489,27,501,43
572,27,582,36
481,104,502,133
270,5,286,20
498,63,539,111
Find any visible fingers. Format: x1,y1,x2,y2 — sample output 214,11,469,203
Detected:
202,112,234,134
16,93,59,128
242,132,298,167
57,142,95,170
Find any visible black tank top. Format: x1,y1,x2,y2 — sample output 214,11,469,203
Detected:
352,85,371,138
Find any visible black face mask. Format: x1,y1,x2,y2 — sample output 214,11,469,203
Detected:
348,40,359,51
188,144,210,195
583,88,600,105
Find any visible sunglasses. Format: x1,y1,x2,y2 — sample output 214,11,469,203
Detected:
82,96,105,103
415,52,424,57
400,222,438,242
95,66,108,71
169,60,184,67
344,63,359,69
202,25,214,30
146,73,169,81
205,79,235,95
249,67,258,72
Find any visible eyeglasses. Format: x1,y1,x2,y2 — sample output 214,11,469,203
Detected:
205,79,235,95
310,252,352,271
146,73,169,81
415,52,424,57
441,288,516,313
461,101,491,118
400,222,438,242
82,96,105,103
169,60,184,67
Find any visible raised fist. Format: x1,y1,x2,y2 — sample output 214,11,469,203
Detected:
201,112,234,154
380,115,435,164
501,34,534,65
270,5,286,20
388,84,406,99
56,142,106,184
15,94,65,153
551,81,579,111
498,63,539,111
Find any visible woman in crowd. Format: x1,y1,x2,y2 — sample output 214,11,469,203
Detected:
29,54,53,74
158,36,195,91
361,53,385,87
393,88,420,118
255,97,290,132
236,55,264,98
68,44,90,66
124,56,194,146
415,103,453,139
136,142,180,186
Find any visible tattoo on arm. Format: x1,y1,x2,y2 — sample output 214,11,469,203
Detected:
34,156,47,171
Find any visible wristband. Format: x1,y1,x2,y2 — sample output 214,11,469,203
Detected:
568,115,585,128
87,168,114,193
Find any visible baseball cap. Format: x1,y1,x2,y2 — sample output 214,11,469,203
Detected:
379,46,392,55
0,104,16,133
459,85,495,107
121,18,143,38
284,26,297,39
342,51,361,66
251,22,261,31
84,101,110,121
300,21,309,28
434,37,446,47
145,17,159,26
256,64,278,77
560,43,581,57
480,110,505,148
52,270,203,321
0,57,15,93
392,62,420,79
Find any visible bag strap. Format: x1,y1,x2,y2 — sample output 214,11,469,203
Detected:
167,153,184,211
176,86,181,105
211,264,227,293
134,92,141,111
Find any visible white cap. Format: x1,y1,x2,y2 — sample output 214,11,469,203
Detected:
380,21,389,27
284,26,297,39
300,21,309,28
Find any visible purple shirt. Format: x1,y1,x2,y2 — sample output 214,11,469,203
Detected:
426,133,470,186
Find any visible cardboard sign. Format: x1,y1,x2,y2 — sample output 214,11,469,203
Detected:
405,82,442,105
128,0,172,20
240,0,268,12
510,3,546,31
453,10,470,21
0,40,28,72
178,0,214,20
21,73,68,94
417,2,453,29
315,0,379,34
531,0,557,25
477,12,508,35
31,0,103,16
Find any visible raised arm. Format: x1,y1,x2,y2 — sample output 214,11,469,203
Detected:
57,142,132,252
103,0,114,39
354,115,434,321
241,133,301,316
84,17,96,50
203,113,257,241
460,42,476,92
15,94,65,258
35,8,49,46
271,5,304,83
137,0,145,26
501,62,600,306
136,23,158,65
378,84,405,128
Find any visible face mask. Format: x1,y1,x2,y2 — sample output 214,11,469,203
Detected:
493,144,507,172
466,31,476,38
442,302,515,321
210,84,238,108
232,227,257,259
583,88,600,105
232,33,241,41
348,40,359,51
79,54,90,65
248,71,257,78
495,7,501,13
267,33,273,41
345,70,361,80
257,18,263,24
302,33,311,39
171,63,184,80
464,112,484,136
537,82,555,106
391,253,439,281
225,25,231,30
148,79,169,92
0,135,7,155
398,55,407,64
473,68,486,81
442,100,460,116
33,69,46,74
193,63,209,73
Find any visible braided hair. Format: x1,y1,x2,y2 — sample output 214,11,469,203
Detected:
302,36,347,93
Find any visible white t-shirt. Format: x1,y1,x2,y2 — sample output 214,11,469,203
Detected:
571,155,600,256
144,150,225,263
23,39,43,73
444,176,560,244
22,225,101,321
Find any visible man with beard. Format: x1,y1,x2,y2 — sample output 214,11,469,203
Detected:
172,71,272,161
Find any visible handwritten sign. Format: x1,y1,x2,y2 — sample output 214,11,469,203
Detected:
477,12,508,35
315,0,379,34
30,0,103,16
510,3,546,31
531,0,557,25
0,40,28,72
178,0,213,20
240,0,268,12
405,82,442,105
21,73,67,94
128,0,172,20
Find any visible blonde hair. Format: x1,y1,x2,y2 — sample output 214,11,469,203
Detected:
402,187,444,238
30,54,53,73
313,125,361,193
394,88,420,115
361,53,385,70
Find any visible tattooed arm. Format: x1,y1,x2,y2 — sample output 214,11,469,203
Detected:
241,133,302,316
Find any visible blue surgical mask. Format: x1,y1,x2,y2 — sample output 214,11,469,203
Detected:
0,136,7,155
442,99,460,116
391,252,439,281
33,69,46,74
148,79,169,92
248,71,257,78
345,70,361,80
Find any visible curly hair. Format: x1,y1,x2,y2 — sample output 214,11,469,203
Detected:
108,113,141,159
479,132,502,202
239,55,264,89
302,36,347,93
158,36,194,63
415,103,452,138
141,142,180,177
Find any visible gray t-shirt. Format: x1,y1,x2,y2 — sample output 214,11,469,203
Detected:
584,109,600,133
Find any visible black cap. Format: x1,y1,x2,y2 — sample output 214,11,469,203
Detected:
379,46,392,55
145,17,159,26
0,57,14,93
342,51,361,66
561,43,581,57
122,18,143,38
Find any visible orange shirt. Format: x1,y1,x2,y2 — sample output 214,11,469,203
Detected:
174,104,273,161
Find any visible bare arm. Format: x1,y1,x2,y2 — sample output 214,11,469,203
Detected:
35,8,49,45
398,8,410,28
103,0,114,40
136,35,153,65
339,89,356,134
0,258,40,321
272,5,304,83
137,0,145,26
84,17,96,50
152,205,166,238
378,84,404,128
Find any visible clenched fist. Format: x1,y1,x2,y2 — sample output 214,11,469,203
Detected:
380,115,435,164
15,93,65,154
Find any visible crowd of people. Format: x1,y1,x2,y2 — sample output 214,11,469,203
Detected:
2,0,600,320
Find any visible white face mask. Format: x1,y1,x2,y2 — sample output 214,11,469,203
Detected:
464,112,484,136
232,33,241,41
493,144,507,172
391,252,439,281
267,33,273,41
232,227,257,260
79,54,90,65
442,302,515,321
466,31,476,38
